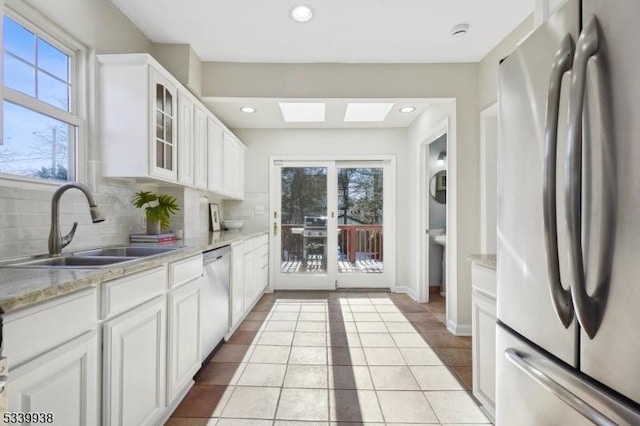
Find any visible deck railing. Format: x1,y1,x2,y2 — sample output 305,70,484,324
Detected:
280,224,383,263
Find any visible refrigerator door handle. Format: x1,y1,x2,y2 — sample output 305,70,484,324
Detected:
543,33,575,328
566,16,613,339
505,348,618,426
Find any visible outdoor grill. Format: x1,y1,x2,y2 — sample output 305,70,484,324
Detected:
302,216,327,267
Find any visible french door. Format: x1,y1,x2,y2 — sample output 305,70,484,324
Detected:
271,159,395,290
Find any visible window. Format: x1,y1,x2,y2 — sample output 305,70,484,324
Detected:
1,5,85,183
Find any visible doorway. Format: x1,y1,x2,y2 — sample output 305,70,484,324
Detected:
270,158,395,290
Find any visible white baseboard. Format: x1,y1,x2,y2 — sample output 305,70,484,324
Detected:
394,285,418,302
447,319,472,336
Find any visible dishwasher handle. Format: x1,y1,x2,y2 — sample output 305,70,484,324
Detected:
203,245,232,262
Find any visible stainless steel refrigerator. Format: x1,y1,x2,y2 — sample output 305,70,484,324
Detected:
497,0,640,424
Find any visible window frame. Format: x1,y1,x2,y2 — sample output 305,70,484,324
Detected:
1,0,88,187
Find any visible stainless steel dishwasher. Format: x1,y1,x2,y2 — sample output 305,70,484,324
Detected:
200,245,231,362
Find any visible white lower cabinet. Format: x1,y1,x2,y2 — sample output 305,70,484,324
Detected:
230,242,245,330
103,296,167,426
167,277,202,403
230,235,269,333
8,331,98,426
471,262,497,422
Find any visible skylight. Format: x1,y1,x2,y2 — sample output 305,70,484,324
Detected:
279,102,326,122
344,103,394,122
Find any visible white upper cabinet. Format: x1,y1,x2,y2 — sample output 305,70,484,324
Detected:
99,55,178,182
222,132,246,200
207,117,224,194
98,53,245,199
177,90,195,186
193,106,208,189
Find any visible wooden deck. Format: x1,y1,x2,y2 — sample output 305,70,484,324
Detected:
281,256,383,274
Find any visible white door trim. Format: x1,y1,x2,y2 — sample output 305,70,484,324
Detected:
268,156,396,292
480,102,499,253
418,118,450,303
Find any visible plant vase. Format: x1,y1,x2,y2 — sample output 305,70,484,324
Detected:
147,220,161,235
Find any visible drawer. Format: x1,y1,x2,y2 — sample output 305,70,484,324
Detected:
102,266,167,319
3,288,97,368
169,254,203,288
471,263,497,299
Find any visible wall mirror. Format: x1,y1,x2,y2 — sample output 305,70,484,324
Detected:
430,170,447,204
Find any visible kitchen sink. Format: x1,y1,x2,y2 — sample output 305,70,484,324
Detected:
0,245,180,269
72,246,178,257
2,255,137,269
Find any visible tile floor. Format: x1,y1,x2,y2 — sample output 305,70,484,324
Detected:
166,292,488,425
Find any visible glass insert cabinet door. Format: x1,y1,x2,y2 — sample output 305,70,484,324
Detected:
150,69,177,180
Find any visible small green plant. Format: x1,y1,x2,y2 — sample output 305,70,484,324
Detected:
132,191,180,232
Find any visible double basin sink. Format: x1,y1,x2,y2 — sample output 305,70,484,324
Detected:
0,246,179,269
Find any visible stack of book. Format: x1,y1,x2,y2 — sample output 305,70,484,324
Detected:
129,232,176,244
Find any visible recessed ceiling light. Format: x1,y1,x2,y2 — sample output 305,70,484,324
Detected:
290,5,313,23
451,23,470,38
399,106,416,113
279,102,325,122
344,103,394,122
240,106,256,114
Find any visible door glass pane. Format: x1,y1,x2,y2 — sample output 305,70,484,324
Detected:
156,84,163,112
281,167,327,274
337,168,384,273
156,140,164,168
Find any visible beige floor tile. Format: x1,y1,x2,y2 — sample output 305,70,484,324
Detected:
328,365,374,389
410,366,464,390
369,366,419,390
328,347,368,365
274,304,301,312
211,385,236,417
376,391,438,423
217,420,273,426
350,305,377,313
301,304,328,313
359,333,396,348
327,332,361,347
264,321,297,332
210,344,252,363
399,347,444,366
370,298,394,305
196,362,245,386
276,388,329,421
355,322,388,333
297,321,327,332
289,346,328,364
270,312,300,321
283,364,328,388
384,322,417,333
380,313,409,322
258,331,294,346
165,419,215,426
349,298,373,305
221,386,280,419
373,305,401,313
293,332,327,346
329,312,355,322
327,321,357,333
392,333,429,348
352,312,382,322
249,345,291,364
299,312,327,322
237,363,287,387
275,422,329,426
425,391,490,423
362,347,406,365
329,390,383,422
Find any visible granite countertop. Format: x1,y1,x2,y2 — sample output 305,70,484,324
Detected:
0,229,268,315
468,254,497,270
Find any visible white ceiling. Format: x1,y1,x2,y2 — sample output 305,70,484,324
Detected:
202,98,446,129
110,0,532,63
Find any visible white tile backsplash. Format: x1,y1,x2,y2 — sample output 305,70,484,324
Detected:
224,192,269,231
